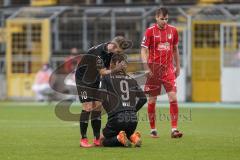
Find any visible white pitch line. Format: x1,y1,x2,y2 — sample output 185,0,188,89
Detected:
1,102,240,109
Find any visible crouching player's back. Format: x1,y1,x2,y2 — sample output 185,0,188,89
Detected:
100,54,147,147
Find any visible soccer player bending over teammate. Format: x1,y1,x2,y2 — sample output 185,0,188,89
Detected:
141,7,183,138
75,36,131,147
100,54,147,147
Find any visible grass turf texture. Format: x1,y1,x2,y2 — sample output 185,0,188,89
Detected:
0,102,240,160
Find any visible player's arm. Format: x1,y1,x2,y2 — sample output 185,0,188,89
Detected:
141,47,153,76
134,83,147,112
173,45,180,77
173,29,180,77
99,68,111,75
99,61,126,76
141,29,152,75
141,47,149,63
141,47,151,73
135,90,147,112
98,76,118,112
98,76,111,111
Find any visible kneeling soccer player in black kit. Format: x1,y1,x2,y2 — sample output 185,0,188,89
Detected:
99,54,147,147
75,36,131,147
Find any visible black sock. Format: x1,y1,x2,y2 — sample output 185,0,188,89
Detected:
91,111,101,139
80,110,90,139
102,136,122,147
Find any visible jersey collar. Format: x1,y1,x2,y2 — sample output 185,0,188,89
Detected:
155,23,168,30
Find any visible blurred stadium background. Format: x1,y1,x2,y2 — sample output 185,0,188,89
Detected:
1,1,240,160
0,0,240,103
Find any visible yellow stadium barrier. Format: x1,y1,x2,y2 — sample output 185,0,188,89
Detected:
192,21,222,102
6,19,51,98
31,0,57,6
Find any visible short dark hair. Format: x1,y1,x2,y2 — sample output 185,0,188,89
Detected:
111,54,127,65
155,7,168,17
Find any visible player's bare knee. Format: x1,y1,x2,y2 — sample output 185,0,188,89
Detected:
93,104,102,112
168,92,177,102
95,107,102,112
148,96,157,104
92,101,102,111
82,102,93,111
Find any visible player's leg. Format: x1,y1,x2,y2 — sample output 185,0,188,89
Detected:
125,112,137,139
102,137,123,147
91,101,102,146
102,127,120,147
102,120,130,147
76,84,96,147
167,91,178,130
79,102,93,147
102,115,131,147
125,114,142,147
148,96,159,137
102,118,119,147
163,73,183,138
167,91,182,138
145,75,161,138
102,132,131,147
75,64,96,146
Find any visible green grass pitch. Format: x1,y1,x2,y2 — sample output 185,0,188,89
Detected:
0,102,240,160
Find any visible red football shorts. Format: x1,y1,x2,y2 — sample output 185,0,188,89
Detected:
144,64,177,96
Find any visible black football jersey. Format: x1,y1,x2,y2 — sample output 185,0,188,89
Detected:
75,43,113,85
100,72,147,118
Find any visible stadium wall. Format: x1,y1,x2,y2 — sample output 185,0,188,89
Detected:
220,23,240,102
2,5,240,102
0,74,6,100
221,68,240,102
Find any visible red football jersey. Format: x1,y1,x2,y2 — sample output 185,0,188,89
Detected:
141,23,178,66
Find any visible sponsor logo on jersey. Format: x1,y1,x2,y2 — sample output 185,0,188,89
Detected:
157,42,170,51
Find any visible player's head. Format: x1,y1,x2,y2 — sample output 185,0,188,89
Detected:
107,36,132,54
155,7,168,28
110,54,127,74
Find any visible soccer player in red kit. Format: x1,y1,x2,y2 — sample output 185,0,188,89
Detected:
141,7,183,138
